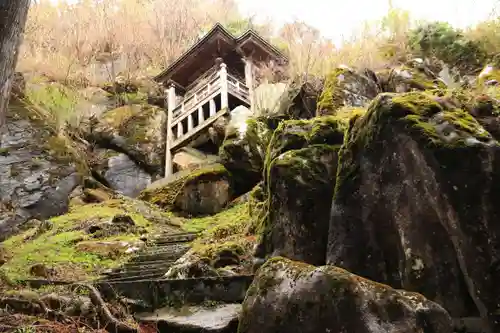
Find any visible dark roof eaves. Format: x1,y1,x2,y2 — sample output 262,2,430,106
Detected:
153,23,236,83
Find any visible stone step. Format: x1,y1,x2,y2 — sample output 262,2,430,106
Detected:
138,244,189,254
100,271,167,283
95,275,255,311
108,260,176,273
135,303,241,333
150,232,199,245
130,251,187,263
131,247,190,262
103,266,172,279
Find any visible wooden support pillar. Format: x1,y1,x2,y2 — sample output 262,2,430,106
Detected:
198,106,204,123
219,62,229,110
165,84,176,178
188,113,194,132
209,99,216,117
243,57,254,112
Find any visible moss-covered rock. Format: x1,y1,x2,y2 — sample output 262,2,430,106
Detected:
238,257,453,333
378,59,447,93
328,91,500,330
264,116,345,175
0,197,179,281
95,103,166,171
272,78,321,119
219,117,272,193
253,116,344,266
317,66,380,116
138,164,233,216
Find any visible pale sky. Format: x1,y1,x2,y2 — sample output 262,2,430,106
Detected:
237,0,499,42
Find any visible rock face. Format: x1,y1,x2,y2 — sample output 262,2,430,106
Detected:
317,66,380,116
328,91,500,331
100,152,152,198
138,164,233,215
89,103,166,192
253,116,344,266
220,112,272,193
239,257,453,333
0,100,83,241
378,59,446,93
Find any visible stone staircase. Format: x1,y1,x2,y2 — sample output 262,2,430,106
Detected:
99,231,199,283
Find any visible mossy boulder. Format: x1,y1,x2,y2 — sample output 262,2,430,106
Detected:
238,257,453,333
317,66,380,116
264,116,345,174
253,117,344,266
378,59,447,93
219,116,272,193
91,103,166,181
0,99,87,241
0,197,179,281
138,164,233,216
271,78,322,119
328,91,500,331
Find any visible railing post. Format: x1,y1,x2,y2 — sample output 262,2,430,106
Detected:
243,57,254,112
165,83,176,178
219,62,229,110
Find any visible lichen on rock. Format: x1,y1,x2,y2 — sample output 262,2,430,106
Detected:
238,256,453,333
328,91,500,330
252,116,345,266
138,163,233,216
317,66,380,116
219,116,272,193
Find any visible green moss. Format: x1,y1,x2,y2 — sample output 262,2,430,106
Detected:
0,147,9,156
45,135,89,174
101,104,163,146
247,183,267,234
180,202,250,235
335,91,498,195
219,117,272,186
399,65,446,91
264,116,345,175
317,67,350,115
191,240,246,260
259,144,339,250
0,198,170,282
138,163,229,211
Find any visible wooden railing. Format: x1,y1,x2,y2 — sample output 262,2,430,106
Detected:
171,70,221,121
228,73,250,104
164,62,252,177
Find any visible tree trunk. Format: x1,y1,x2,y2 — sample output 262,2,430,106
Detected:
0,0,30,134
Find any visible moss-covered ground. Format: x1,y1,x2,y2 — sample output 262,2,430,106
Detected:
0,198,177,282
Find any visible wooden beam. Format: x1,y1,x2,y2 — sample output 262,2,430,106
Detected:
165,84,176,177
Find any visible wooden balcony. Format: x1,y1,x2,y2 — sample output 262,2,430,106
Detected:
164,62,251,176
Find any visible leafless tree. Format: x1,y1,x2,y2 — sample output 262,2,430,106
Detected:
0,0,30,134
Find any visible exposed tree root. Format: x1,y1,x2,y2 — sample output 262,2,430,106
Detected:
0,284,138,333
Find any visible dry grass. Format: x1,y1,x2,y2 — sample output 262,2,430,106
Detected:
18,0,422,86
19,0,256,85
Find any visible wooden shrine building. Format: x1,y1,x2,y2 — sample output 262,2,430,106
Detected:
154,23,287,177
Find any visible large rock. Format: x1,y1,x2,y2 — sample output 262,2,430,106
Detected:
0,100,84,241
138,164,233,215
239,257,453,333
253,117,344,266
378,59,447,93
89,103,166,185
219,109,272,193
328,91,500,331
93,150,152,198
317,66,380,116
